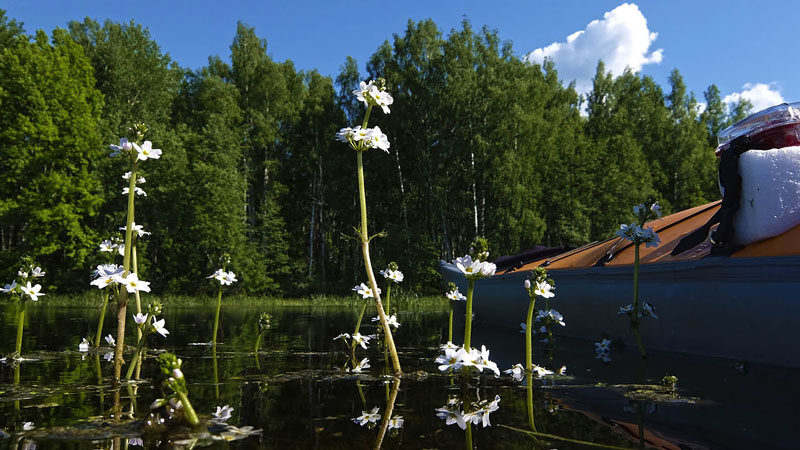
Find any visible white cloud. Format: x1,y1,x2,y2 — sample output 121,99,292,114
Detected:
722,83,785,113
523,3,662,97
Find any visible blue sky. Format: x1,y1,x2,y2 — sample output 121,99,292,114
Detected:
4,1,798,112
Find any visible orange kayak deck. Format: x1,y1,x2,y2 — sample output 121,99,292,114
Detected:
508,200,800,273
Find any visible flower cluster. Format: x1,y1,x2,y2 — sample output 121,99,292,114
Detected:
2,260,46,302
134,312,170,337
434,344,500,377
333,332,374,350
435,395,501,430
371,314,400,329
209,269,237,286
379,263,404,283
617,201,662,247
535,309,566,327
354,80,394,113
445,285,466,301
109,138,162,161
595,338,613,363
453,254,497,280
352,282,380,299
618,301,658,319
352,406,381,427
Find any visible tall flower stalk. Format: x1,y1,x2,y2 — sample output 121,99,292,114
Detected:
616,201,661,359
453,237,496,349
523,268,554,374
208,257,237,345
445,283,466,344
108,124,161,382
337,79,401,374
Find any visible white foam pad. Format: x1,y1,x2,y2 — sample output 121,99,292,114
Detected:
734,146,800,245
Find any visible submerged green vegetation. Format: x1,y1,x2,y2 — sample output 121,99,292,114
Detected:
0,10,750,297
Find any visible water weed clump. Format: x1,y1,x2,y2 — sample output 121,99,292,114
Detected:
152,352,199,427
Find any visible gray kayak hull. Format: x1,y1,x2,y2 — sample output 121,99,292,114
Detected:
439,254,800,367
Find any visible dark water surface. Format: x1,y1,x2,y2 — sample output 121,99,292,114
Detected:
0,300,797,449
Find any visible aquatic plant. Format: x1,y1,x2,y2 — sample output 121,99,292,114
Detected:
125,300,168,380
107,124,160,382
336,78,401,374
153,352,199,427
444,282,466,344
452,237,496,349
208,254,237,345
1,257,45,359
521,267,554,374
616,201,661,358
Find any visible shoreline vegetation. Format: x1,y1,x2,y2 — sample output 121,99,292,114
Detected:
0,10,750,296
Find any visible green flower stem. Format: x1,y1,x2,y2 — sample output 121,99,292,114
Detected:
356,149,401,374
374,377,401,450
526,373,537,432
254,332,264,370
465,422,473,450
349,300,369,362
133,245,143,342
114,163,138,382
632,244,647,359
464,280,475,349
385,283,393,315
448,301,454,343
212,285,223,345
94,289,110,348
125,318,149,381
213,343,219,399
175,390,199,427
525,293,536,373
14,300,26,357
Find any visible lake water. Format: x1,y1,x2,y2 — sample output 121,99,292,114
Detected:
0,298,797,449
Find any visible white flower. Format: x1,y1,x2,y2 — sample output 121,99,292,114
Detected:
120,273,151,293
440,341,459,350
152,317,169,337
351,126,369,142
22,282,45,301
595,338,612,353
129,437,143,447
213,405,234,422
372,314,400,329
133,141,162,161
504,363,525,382
351,332,371,349
90,264,124,289
435,347,462,372
109,138,133,157
332,332,350,341
79,338,89,352
22,422,35,431
105,334,116,347
524,279,531,289
534,281,555,298
436,406,467,430
353,406,381,426
476,345,501,377
596,351,612,363
531,364,554,377
31,267,45,278
458,346,482,370
1,280,16,294
651,202,661,218
642,302,658,319
365,126,390,153
369,85,393,114
350,357,370,373
99,240,116,252
558,366,567,375
133,313,148,324
379,268,404,283
388,415,404,429
535,309,565,326
353,80,377,105
119,222,150,238
103,352,114,362
336,126,355,143
618,304,634,315
221,271,237,285
468,395,501,427
352,282,379,299
446,289,466,301
122,187,147,196
122,171,132,180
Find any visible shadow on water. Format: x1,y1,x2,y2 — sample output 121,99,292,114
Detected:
0,301,797,449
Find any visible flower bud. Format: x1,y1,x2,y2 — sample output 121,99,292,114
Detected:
172,368,184,379
524,279,531,289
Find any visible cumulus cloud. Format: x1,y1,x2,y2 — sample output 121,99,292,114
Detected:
523,3,662,96
722,83,785,113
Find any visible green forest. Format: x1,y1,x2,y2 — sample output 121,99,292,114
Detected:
0,11,751,295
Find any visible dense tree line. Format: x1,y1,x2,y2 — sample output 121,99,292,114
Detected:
0,12,751,294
